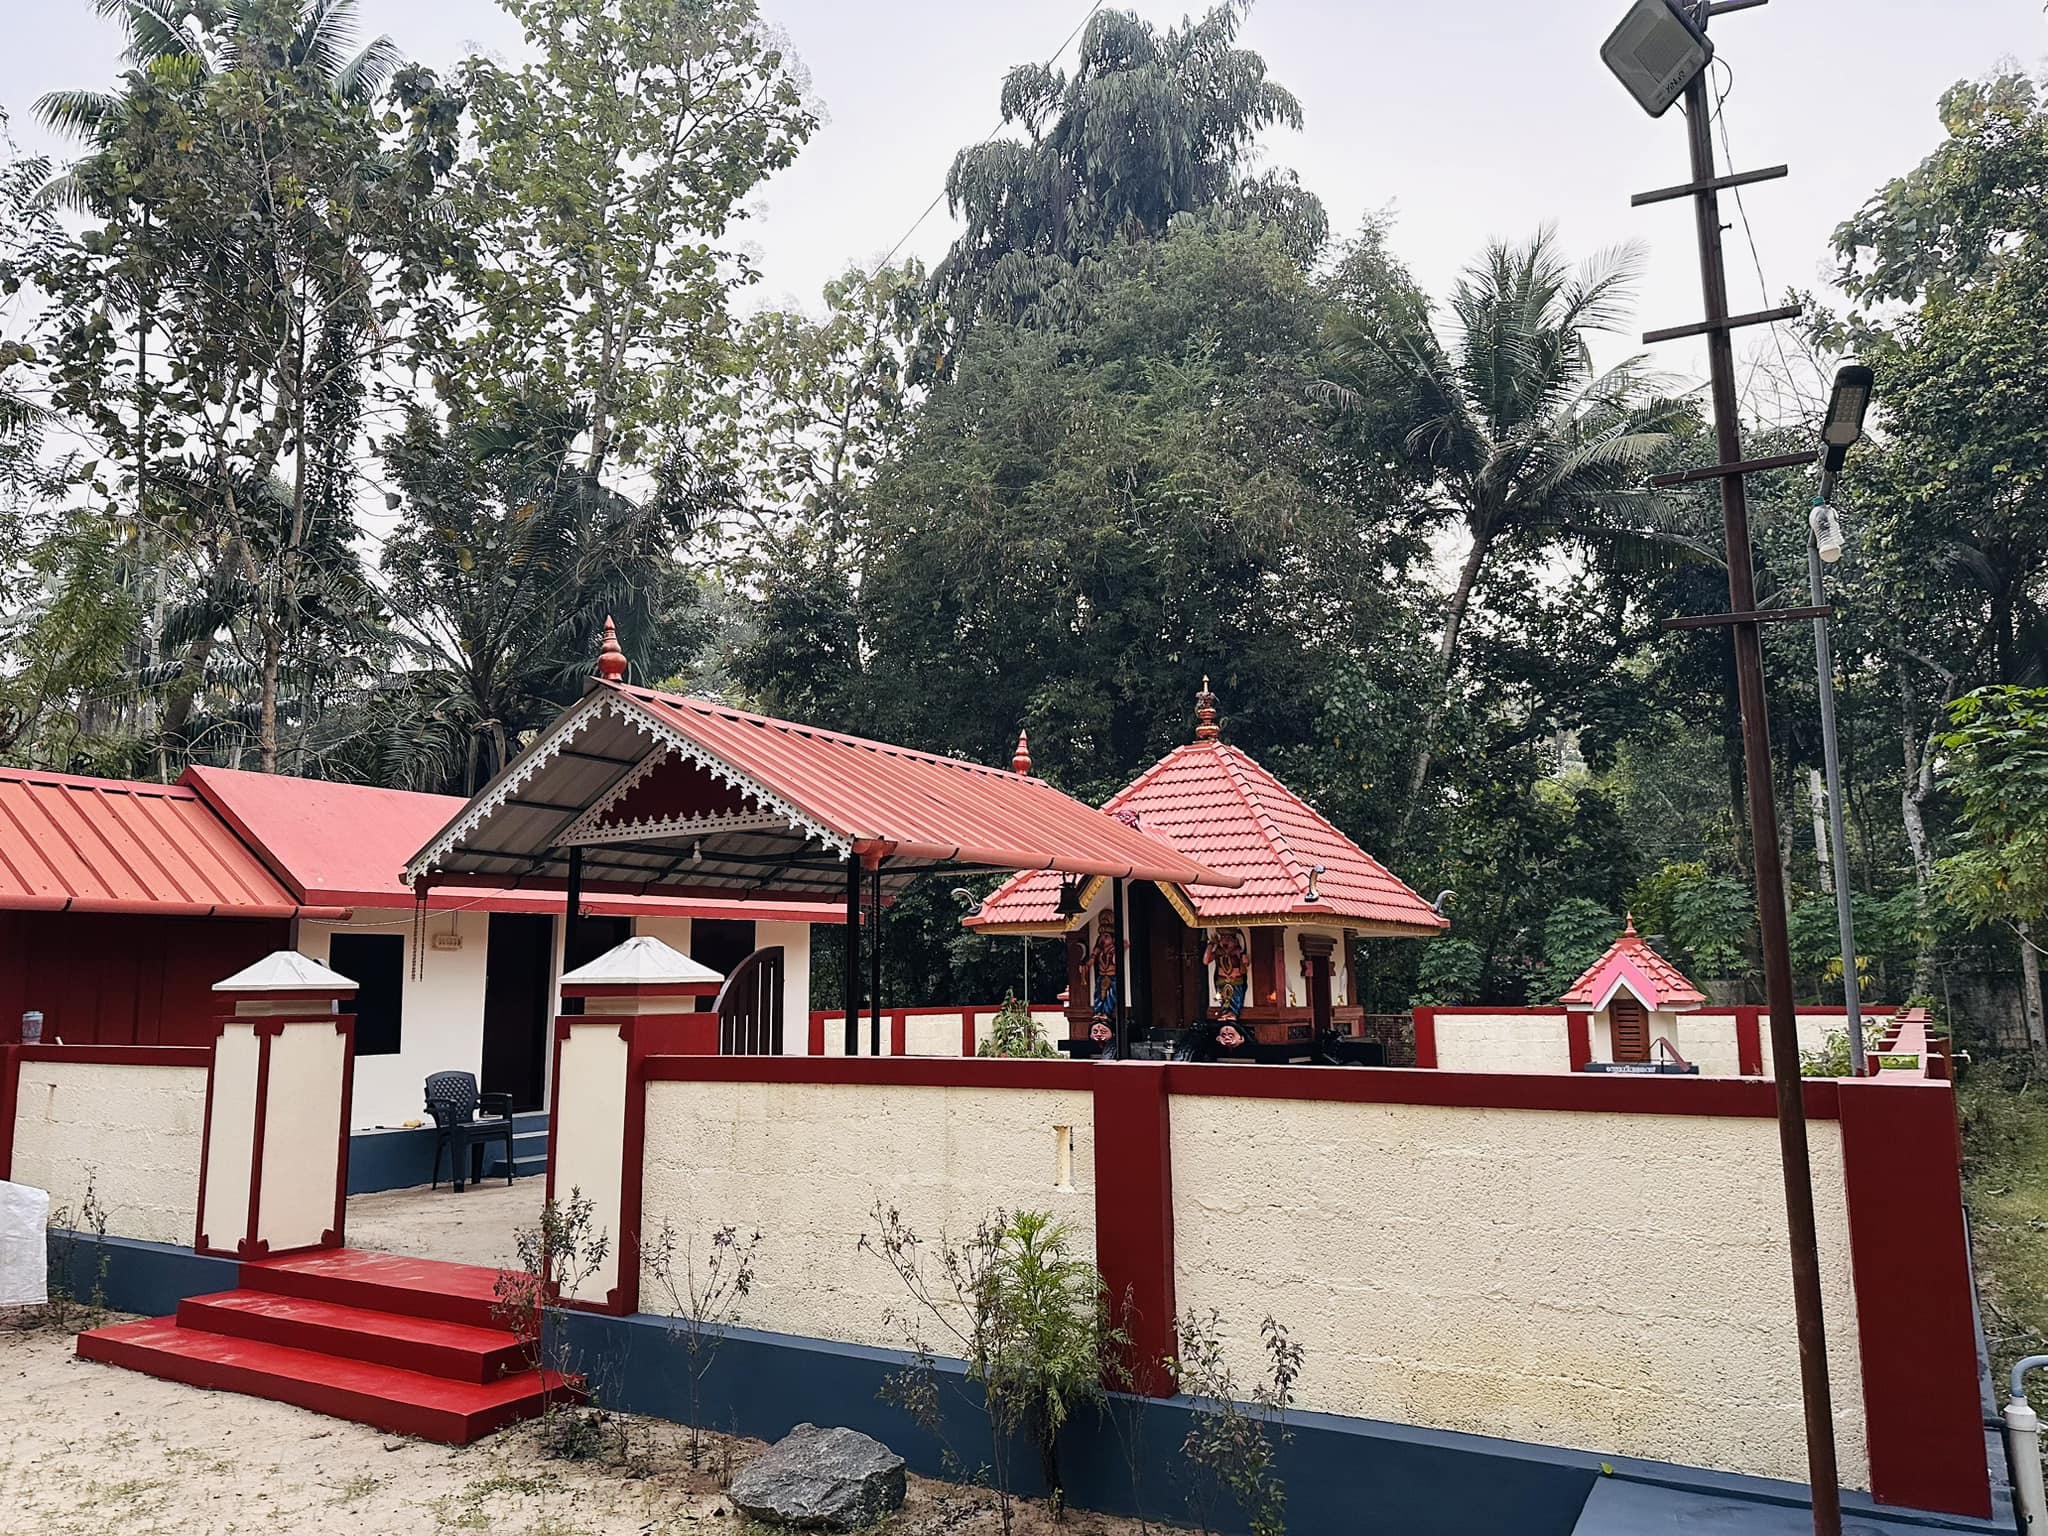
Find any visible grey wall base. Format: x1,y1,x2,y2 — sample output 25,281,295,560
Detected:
48,1238,2009,1536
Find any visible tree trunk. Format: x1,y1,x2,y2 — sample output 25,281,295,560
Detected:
2019,920,2046,1057
1900,674,1940,996
258,622,282,775
1398,525,1493,839
1809,769,1832,894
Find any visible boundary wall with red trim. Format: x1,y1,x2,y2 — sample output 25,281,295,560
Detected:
620,1051,1989,1521
1413,1004,1889,1076
806,1004,1067,1058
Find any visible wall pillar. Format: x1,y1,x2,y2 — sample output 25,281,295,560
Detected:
1836,1078,1990,1517
1091,1063,1177,1396
196,952,356,1260
1735,1006,1764,1076
0,1042,18,1181
1411,1007,1438,1069
1565,1011,1592,1072
549,935,723,1314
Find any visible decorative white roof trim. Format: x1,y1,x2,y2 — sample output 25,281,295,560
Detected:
558,810,794,848
555,744,674,845
404,691,849,886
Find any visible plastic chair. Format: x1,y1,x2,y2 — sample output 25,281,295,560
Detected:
424,1071,515,1193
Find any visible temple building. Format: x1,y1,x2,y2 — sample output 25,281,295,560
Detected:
1558,915,1708,1065
965,681,1446,1055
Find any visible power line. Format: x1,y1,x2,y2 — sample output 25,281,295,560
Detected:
866,0,1108,277
1710,58,1815,425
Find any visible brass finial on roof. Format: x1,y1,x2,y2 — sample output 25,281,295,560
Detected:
596,616,628,682
1194,675,1220,741
1011,729,1033,776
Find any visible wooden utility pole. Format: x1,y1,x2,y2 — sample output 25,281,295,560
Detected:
1636,3,1842,1530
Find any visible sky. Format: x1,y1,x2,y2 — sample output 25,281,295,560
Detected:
5,0,2047,388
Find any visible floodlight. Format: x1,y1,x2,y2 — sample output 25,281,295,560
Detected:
1810,502,1845,565
1601,0,1714,119
1820,363,1874,471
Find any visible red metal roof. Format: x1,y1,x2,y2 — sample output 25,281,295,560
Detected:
0,766,317,918
606,685,1236,885
182,765,842,922
967,739,1446,932
1558,918,1706,1010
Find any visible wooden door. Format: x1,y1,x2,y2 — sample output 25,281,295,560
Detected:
1610,995,1650,1062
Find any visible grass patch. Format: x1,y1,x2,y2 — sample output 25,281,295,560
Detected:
1961,1059,2048,1422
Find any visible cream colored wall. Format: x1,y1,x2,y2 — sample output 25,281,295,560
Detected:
905,1011,964,1056
1434,1012,1571,1073
199,1023,260,1249
301,909,490,1130
757,921,813,1055
13,1060,207,1245
639,1079,1095,1346
551,1021,629,1303
1760,1013,1840,1077
257,1022,347,1252
1675,1011,1744,1076
966,1007,1067,1054
1170,1094,1868,1488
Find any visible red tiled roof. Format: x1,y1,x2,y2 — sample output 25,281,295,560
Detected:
609,686,1237,886
0,766,315,917
1559,919,1706,1010
966,740,1445,932
182,764,842,922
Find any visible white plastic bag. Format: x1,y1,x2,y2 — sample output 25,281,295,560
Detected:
0,1179,51,1308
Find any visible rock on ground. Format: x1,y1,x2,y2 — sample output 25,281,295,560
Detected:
728,1422,908,1530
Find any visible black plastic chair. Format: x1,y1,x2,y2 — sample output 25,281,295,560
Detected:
424,1071,516,1193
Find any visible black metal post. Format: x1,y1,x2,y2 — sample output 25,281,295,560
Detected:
869,858,883,1056
843,854,861,1055
1675,13,1842,1528
1112,877,1129,1056
562,846,585,1016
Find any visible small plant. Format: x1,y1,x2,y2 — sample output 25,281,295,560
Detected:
977,994,1058,1059
1172,1309,1303,1536
494,1189,623,1463
1800,1018,1887,1078
644,1220,762,1469
41,1172,111,1332
861,1203,1122,1528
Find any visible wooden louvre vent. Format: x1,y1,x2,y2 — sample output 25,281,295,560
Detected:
1609,994,1651,1063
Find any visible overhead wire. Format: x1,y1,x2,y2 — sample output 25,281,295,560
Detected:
866,0,1109,278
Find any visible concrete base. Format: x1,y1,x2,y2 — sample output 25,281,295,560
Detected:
1574,1478,2000,1534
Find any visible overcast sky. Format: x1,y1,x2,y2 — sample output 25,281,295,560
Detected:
6,0,2047,389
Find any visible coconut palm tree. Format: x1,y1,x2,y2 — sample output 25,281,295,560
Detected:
1324,226,1696,821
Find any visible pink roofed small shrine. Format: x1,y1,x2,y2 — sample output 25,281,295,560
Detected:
1558,917,1707,1011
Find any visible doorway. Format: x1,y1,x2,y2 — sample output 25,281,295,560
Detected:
687,919,757,1012
1136,884,1206,1034
481,912,554,1111
559,913,631,1017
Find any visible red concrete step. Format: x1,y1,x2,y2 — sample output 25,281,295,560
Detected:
77,1317,574,1445
177,1290,533,1384
239,1248,514,1330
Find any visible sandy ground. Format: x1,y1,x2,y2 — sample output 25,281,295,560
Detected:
344,1180,541,1270
0,1322,1145,1536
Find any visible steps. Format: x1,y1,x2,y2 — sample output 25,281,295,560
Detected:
482,1115,551,1182
76,1250,574,1444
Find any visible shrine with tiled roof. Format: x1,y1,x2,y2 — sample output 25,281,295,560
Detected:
966,680,1446,1053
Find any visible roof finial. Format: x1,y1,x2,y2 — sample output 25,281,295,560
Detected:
1194,675,1220,742
1011,728,1033,776
596,616,628,682
1623,912,1637,937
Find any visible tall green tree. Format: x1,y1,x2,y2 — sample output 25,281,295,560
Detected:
931,1,1321,355
1323,227,1693,829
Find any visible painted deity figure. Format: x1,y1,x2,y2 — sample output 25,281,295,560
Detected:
1087,911,1120,1027
1204,927,1249,1021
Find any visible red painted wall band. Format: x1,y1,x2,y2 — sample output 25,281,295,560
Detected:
329,1015,356,1250
1411,1008,1437,1069
1836,1079,1990,1517
240,1027,275,1259
891,1011,907,1057
20,1044,212,1067
1565,1011,1591,1072
0,1044,19,1182
1089,1064,1176,1397
808,1010,826,1056
1736,1007,1764,1076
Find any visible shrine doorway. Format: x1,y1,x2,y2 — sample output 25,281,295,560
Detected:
1137,884,1207,1034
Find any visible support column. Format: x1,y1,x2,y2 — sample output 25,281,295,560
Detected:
562,846,586,1017
1112,877,1129,1056
868,858,883,1056
843,855,861,1056
1091,1063,1176,1396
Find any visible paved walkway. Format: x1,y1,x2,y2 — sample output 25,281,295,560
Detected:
343,1179,541,1271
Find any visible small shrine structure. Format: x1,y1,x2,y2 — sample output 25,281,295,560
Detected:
1558,917,1707,1065
965,681,1446,1056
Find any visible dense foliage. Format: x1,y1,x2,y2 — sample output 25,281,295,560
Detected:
2,2,2043,1037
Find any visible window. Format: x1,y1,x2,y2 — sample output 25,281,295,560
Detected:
329,932,405,1057
1609,994,1650,1063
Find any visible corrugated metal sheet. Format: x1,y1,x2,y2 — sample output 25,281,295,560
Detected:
407,684,1237,893
0,768,308,917
968,740,1446,933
